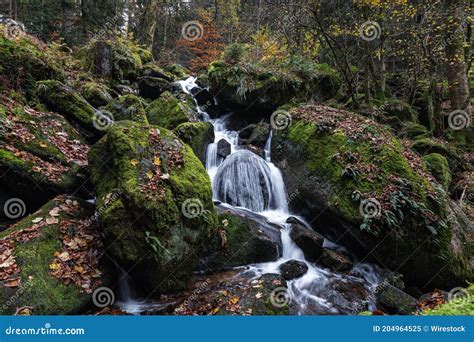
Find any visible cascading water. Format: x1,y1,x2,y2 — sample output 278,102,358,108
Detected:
176,77,381,315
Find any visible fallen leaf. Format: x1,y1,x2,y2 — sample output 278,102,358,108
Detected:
31,217,43,223
230,296,240,304
4,278,21,287
130,159,139,166
0,256,15,268
146,171,154,179
255,292,263,299
161,173,170,180
49,262,60,271
46,217,59,225
153,157,161,166
39,141,48,148
58,252,70,262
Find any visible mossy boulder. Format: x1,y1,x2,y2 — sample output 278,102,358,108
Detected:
81,82,113,108
163,64,190,80
411,138,461,170
0,32,64,96
272,104,472,290
88,121,217,294
35,80,104,142
199,206,281,272
398,122,429,139
208,60,341,111
103,94,148,124
146,91,197,129
138,76,171,100
381,99,418,123
422,153,452,189
0,103,89,211
0,196,107,315
175,122,214,163
140,63,175,82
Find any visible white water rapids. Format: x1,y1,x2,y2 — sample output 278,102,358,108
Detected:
119,77,382,315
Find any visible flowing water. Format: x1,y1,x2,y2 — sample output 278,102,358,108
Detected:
120,77,382,315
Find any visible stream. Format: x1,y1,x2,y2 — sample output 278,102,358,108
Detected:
118,77,383,315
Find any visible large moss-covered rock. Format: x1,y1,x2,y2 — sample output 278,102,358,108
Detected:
80,82,113,108
272,104,472,290
138,76,171,100
208,61,341,111
411,138,461,170
146,91,197,129
0,102,88,211
0,31,64,96
199,206,281,272
88,121,217,294
175,122,214,163
80,39,144,83
0,196,107,315
422,153,452,189
35,80,104,142
381,99,418,123
103,94,148,124
163,64,190,80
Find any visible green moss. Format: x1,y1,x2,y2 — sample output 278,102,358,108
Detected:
88,121,216,294
174,122,214,162
35,80,100,140
0,197,103,315
0,33,64,96
382,99,418,122
146,92,196,129
423,285,474,315
81,82,113,107
104,94,148,124
411,138,460,169
422,153,452,189
162,64,190,79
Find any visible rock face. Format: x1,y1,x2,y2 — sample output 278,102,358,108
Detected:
81,82,113,108
199,206,281,271
208,61,340,111
279,260,308,280
35,80,103,142
272,104,472,290
0,103,89,211
0,196,107,315
89,121,217,294
103,94,148,124
320,248,353,272
289,223,324,262
216,139,231,159
174,122,214,164
146,92,197,129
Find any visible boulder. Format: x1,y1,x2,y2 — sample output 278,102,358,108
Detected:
279,260,308,280
35,80,104,142
216,139,231,159
81,82,113,108
375,283,417,315
238,123,270,149
289,223,324,262
381,99,418,123
103,94,148,124
0,32,64,96
0,196,108,315
0,102,89,211
320,248,353,272
411,138,461,170
140,64,175,82
138,76,171,100
199,205,281,271
162,64,190,80
422,153,452,189
272,104,472,290
146,91,197,129
191,87,220,118
174,122,214,164
88,121,217,294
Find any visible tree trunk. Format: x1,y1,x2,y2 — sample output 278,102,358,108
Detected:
137,0,159,49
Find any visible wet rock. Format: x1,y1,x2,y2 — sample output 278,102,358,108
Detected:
103,94,148,124
114,84,135,96
146,91,196,129
289,224,324,262
238,123,270,149
191,87,220,118
279,260,308,280
138,76,171,100
199,205,282,271
217,139,231,159
140,64,175,82
320,248,353,272
175,122,215,164
327,278,370,314
376,283,417,315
